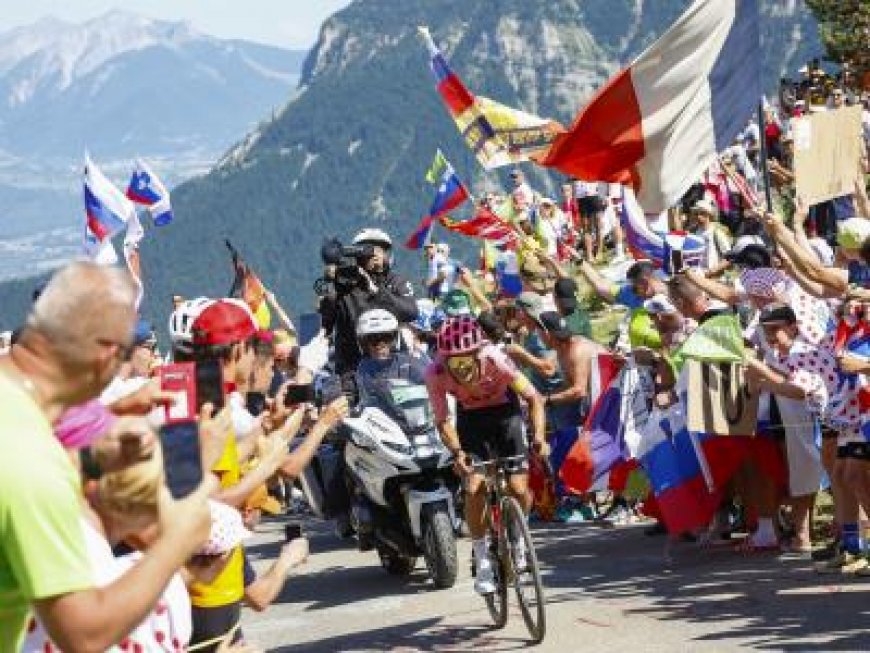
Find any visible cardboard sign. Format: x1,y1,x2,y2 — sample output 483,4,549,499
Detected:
793,106,862,206
686,360,758,437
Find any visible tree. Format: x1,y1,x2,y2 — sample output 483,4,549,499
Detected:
805,0,870,87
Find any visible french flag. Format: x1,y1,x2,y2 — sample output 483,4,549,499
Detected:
405,160,470,249
544,0,761,213
637,405,722,534
84,154,135,242
555,353,627,494
126,159,173,226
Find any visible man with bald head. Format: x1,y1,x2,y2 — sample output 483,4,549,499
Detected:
0,261,212,653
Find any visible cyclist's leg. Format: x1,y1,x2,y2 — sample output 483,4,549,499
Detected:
498,410,532,513
464,472,488,538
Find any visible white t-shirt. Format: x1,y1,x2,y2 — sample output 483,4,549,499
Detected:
23,519,192,653
229,390,258,438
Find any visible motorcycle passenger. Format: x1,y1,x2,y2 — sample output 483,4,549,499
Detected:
321,228,418,389
424,315,549,595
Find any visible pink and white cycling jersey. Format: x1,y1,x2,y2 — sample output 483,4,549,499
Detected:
425,344,535,423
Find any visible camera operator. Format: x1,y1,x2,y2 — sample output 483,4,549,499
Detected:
319,228,418,390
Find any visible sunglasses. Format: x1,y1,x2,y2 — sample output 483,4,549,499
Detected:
362,333,394,346
445,354,477,379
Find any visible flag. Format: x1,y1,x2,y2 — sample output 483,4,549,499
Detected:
82,228,119,266
126,159,173,226
542,0,761,213
439,208,517,247
619,187,665,264
123,211,145,309
425,150,449,184
558,353,630,494
636,404,723,534
670,312,745,374
83,154,136,242
226,240,271,329
418,26,564,169
404,155,470,249
661,231,707,275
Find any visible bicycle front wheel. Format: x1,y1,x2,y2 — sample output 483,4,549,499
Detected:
482,540,508,629
501,496,546,644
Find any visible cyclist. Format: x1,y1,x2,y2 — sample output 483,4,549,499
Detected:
425,315,548,595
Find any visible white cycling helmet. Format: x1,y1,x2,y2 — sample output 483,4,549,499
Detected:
352,228,393,249
169,297,214,353
356,308,399,338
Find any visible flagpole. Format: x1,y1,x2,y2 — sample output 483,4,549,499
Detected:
757,101,773,213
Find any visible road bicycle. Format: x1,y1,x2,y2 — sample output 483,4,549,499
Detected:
470,453,547,644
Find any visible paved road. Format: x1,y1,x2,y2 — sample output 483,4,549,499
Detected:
243,516,870,652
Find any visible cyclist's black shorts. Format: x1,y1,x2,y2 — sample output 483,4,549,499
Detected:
456,401,528,474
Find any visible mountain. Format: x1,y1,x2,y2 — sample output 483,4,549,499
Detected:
0,10,306,158
0,0,823,332
0,11,306,286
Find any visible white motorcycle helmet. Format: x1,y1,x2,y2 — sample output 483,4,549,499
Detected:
353,228,394,269
168,297,214,354
357,309,399,358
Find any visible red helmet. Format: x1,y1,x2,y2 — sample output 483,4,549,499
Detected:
437,315,487,356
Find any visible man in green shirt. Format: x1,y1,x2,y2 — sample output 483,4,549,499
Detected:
0,261,212,652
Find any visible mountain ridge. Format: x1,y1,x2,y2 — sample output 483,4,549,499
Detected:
0,0,823,332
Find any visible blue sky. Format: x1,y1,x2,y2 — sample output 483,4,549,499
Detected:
1,0,354,48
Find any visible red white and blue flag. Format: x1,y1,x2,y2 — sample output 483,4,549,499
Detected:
636,404,722,534
126,159,173,226
555,353,629,494
439,208,517,248
405,156,470,249
543,0,761,213
619,187,666,264
83,154,136,243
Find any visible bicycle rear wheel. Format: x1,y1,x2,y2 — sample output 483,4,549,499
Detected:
501,496,546,644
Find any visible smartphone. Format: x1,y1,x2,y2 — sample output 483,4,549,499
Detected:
284,523,303,542
245,391,267,416
297,313,322,347
195,358,225,412
159,362,196,425
284,383,316,407
158,421,202,499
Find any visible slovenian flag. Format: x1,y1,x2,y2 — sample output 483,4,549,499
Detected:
543,0,761,213
405,155,470,249
126,159,173,226
83,154,136,244
636,404,722,534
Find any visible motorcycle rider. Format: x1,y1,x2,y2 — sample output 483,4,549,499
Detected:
321,228,418,392
356,308,428,391
425,315,549,595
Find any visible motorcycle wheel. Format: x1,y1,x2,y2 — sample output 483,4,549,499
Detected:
422,506,458,589
377,546,416,576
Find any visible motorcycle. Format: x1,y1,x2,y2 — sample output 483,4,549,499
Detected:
299,364,461,589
